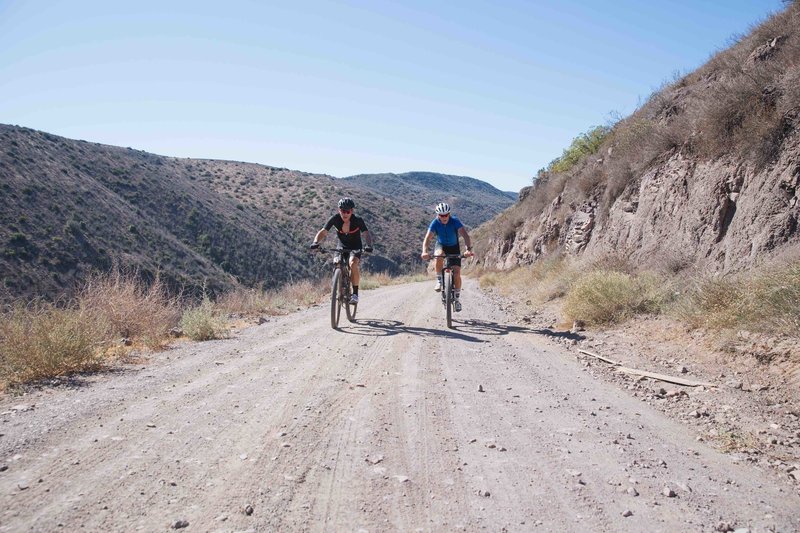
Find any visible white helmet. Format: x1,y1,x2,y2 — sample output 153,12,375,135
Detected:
434,202,451,215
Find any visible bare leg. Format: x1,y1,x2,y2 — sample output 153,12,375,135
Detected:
350,256,361,286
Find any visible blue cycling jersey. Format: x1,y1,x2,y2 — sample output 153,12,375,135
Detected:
428,215,463,247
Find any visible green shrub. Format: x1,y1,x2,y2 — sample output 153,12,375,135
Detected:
564,270,667,325
547,125,610,175
180,298,227,341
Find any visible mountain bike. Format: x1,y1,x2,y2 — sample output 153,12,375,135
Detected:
427,253,466,329
317,247,363,329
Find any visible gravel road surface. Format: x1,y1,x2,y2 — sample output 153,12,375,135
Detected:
1,280,798,531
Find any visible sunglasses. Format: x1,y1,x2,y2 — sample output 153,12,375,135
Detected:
340,209,352,214
438,213,450,218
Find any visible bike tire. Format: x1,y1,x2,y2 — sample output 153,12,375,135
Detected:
346,300,357,322
444,271,453,329
344,274,357,322
330,268,342,329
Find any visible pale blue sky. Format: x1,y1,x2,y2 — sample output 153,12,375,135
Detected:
0,0,786,192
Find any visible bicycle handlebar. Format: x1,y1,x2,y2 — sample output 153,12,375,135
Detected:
312,246,367,254
424,253,466,259
422,253,472,260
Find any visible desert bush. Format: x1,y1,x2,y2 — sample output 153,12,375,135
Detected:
676,261,800,336
80,267,181,348
359,272,394,290
563,270,668,325
270,279,326,310
478,255,577,305
0,301,109,387
215,286,272,315
478,270,500,289
179,297,227,341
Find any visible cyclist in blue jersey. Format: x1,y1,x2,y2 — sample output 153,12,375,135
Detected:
420,202,474,312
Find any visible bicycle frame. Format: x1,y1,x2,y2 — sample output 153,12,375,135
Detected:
426,253,465,329
317,247,361,329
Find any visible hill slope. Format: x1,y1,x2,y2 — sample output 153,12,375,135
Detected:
342,171,516,228
0,126,469,301
477,3,800,273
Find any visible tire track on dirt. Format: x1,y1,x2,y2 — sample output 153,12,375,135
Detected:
2,280,799,532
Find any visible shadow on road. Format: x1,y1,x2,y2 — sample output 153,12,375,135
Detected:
338,317,585,343
452,320,584,342
528,327,586,342
339,319,486,343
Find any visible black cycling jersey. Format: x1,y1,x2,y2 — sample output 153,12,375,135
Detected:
324,214,368,250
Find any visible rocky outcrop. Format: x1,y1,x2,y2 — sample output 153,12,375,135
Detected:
564,202,596,255
482,132,800,273
587,134,799,272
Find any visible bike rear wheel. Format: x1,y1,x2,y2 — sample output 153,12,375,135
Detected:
444,270,453,329
330,268,342,329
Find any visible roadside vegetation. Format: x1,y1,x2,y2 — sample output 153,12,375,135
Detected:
0,267,429,390
486,2,800,246
477,255,800,343
0,269,322,390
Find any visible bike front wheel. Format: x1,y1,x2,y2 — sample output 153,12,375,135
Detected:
345,299,358,322
330,268,342,329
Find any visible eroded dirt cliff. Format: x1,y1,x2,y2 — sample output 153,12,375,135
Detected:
484,132,800,273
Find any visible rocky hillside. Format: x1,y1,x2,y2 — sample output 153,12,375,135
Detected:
0,126,499,302
342,171,516,228
477,3,800,273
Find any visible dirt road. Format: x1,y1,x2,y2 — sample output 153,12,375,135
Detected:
1,280,798,531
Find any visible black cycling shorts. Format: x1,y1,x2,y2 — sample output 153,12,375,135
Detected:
434,244,461,268
334,249,362,263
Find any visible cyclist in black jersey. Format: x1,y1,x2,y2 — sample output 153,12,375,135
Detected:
310,197,374,304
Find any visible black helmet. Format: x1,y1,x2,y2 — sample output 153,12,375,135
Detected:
338,197,355,210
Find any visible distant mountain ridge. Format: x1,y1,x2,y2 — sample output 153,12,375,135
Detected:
342,172,517,229
0,125,507,302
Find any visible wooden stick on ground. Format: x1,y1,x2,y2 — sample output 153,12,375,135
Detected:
578,349,622,366
578,349,715,388
616,367,715,388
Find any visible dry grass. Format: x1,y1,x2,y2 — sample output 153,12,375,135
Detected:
360,271,429,290
267,280,327,311
80,267,181,348
0,272,336,388
359,272,395,290
713,429,759,453
479,255,578,306
215,286,274,316
675,261,800,337
562,270,669,326
0,301,109,388
216,280,327,316
179,297,228,341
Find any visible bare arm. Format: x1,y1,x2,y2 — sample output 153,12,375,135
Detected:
421,230,434,255
459,227,473,254
362,230,373,247
313,228,328,244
